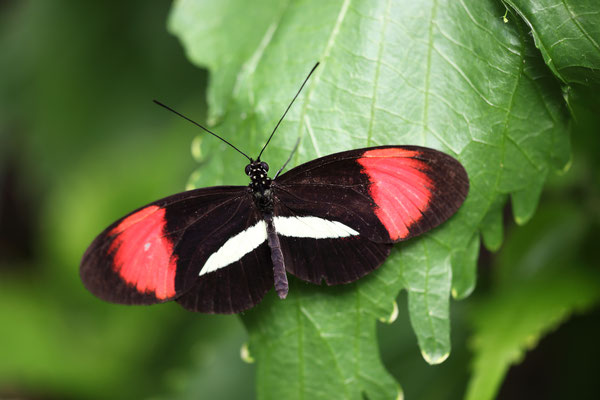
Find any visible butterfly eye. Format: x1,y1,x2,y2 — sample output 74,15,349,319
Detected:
245,165,252,176
260,162,269,172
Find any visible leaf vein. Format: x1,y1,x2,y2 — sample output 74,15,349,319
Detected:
366,0,392,146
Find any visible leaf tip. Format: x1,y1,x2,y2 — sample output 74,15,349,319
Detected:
559,157,573,175
185,170,201,191
421,349,450,365
379,301,399,324
452,284,475,300
207,115,218,127
514,215,527,226
502,8,509,23
240,342,255,364
191,135,204,162
396,386,404,400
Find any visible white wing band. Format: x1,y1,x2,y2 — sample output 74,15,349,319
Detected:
274,216,358,238
200,221,267,276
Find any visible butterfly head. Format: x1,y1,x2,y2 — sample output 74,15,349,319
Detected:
246,160,271,192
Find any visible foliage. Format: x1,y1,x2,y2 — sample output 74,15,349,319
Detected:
466,204,600,400
0,1,599,399
168,0,598,398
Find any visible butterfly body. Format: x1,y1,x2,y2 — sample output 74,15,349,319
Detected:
247,161,274,211
81,145,468,314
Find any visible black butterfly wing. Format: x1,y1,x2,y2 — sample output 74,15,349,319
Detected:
80,186,274,313
273,232,392,286
271,145,468,285
175,242,273,313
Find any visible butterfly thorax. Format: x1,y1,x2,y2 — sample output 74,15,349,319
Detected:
246,161,273,212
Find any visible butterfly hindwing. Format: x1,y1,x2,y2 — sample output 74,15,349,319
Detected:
170,196,275,313
176,242,273,313
278,234,392,285
80,186,273,309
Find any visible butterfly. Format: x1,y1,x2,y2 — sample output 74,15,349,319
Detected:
80,63,469,314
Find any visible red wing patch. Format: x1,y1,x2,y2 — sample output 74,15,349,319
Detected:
109,205,177,300
358,148,433,240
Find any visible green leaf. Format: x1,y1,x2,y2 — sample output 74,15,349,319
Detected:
169,0,570,397
465,270,600,400
465,204,600,400
450,233,480,300
504,0,600,86
510,172,546,225
479,195,505,251
242,277,401,400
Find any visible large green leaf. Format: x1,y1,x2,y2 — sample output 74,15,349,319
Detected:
504,0,600,86
169,0,569,397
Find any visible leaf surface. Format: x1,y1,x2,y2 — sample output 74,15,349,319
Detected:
169,0,570,397
505,0,600,86
465,204,600,400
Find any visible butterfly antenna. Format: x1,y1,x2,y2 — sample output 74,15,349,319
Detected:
153,100,252,162
256,62,319,161
274,137,301,179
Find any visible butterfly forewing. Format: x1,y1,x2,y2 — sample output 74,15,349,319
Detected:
271,146,468,285
80,186,272,308
274,145,468,243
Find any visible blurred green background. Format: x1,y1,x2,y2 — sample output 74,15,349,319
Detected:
1,1,599,399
